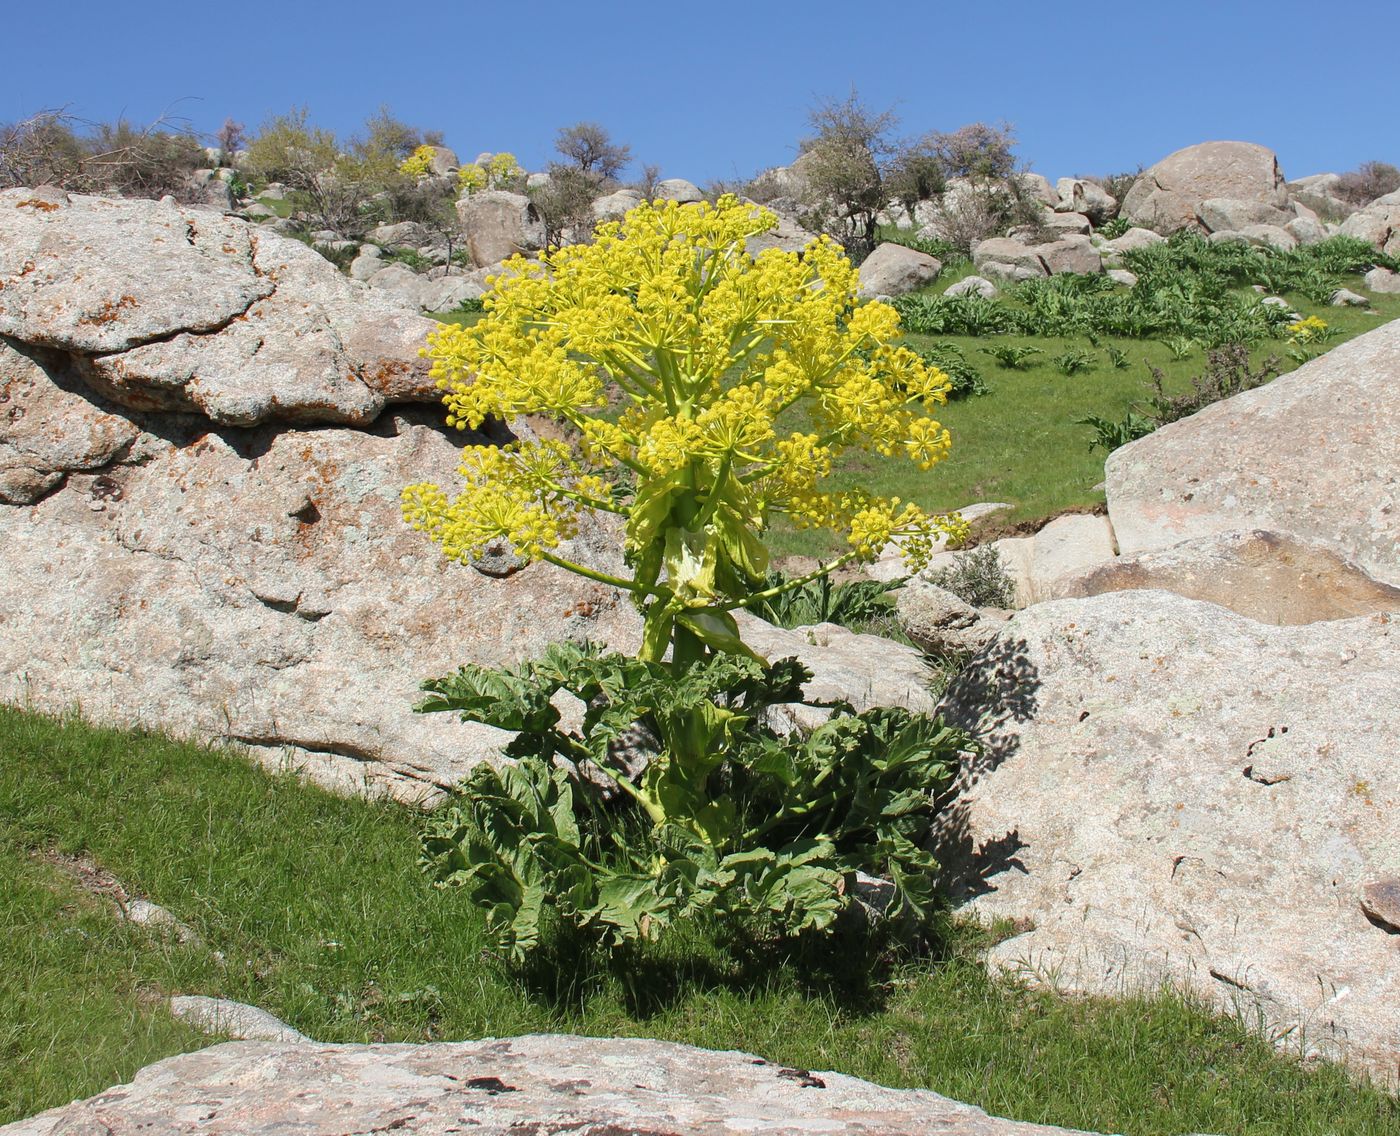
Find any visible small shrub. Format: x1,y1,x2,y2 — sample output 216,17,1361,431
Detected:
1148,344,1281,425
1335,160,1400,206
1105,346,1130,369
1164,335,1195,361
1097,217,1132,240
455,295,485,314
386,248,432,273
927,544,1018,609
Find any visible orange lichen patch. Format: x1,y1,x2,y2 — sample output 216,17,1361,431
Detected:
15,198,61,212
77,294,139,327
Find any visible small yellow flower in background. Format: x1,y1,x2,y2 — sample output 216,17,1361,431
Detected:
405,195,962,662
456,163,487,193
399,144,437,178
1287,315,1329,343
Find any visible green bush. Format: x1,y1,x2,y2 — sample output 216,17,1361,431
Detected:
745,572,903,631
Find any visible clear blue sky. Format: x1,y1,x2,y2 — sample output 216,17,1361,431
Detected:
4,1,1392,185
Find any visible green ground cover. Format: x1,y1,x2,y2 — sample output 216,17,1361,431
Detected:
3,706,1396,1134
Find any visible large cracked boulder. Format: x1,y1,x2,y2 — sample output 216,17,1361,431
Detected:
1121,141,1288,235
0,188,439,426
935,590,1400,1085
454,190,545,268
857,241,941,298
1104,318,1400,587
0,188,646,802
0,1035,1106,1136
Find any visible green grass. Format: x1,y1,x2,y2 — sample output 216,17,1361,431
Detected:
2,705,1396,1133
767,272,1400,558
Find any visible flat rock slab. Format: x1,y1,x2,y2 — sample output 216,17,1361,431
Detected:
1105,318,1400,587
936,590,1400,1084
0,1035,1102,1136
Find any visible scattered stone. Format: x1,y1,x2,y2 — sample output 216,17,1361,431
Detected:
590,188,644,222
1016,172,1061,208
1238,224,1296,251
1284,215,1329,246
1054,178,1116,223
858,242,942,299
1026,513,1117,601
0,1035,1107,1136
945,275,997,298
1107,269,1137,287
1121,141,1288,235
367,221,431,250
936,590,1400,1084
1330,287,1369,307
1104,317,1400,587
653,178,704,203
1103,227,1165,254
169,996,310,1043
1364,266,1400,294
895,579,1005,655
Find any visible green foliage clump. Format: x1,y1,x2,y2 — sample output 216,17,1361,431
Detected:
1050,348,1096,375
745,572,903,631
926,544,1018,609
916,342,989,398
418,644,966,957
979,343,1042,370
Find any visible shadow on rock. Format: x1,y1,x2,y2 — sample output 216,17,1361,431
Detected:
932,634,1040,905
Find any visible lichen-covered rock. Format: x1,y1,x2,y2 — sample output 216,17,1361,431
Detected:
936,590,1400,1085
1105,318,1400,586
0,1036,1104,1136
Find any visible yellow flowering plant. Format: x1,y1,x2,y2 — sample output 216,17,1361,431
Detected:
405,194,965,669
456,151,523,195
406,196,971,955
399,144,437,178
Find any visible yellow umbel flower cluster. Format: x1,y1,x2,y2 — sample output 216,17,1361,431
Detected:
404,195,963,659
399,144,437,178
457,152,523,195
1287,315,1328,343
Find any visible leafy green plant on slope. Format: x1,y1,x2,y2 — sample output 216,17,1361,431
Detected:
419,644,964,957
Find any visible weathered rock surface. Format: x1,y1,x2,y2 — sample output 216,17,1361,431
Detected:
1338,189,1400,256
1105,318,1400,586
455,190,545,267
1054,178,1116,223
1365,266,1400,294
1196,197,1293,233
654,177,704,203
1121,141,1288,235
0,191,650,800
1060,529,1400,624
0,1036,1103,1136
857,241,941,298
936,590,1400,1084
945,274,997,298
0,401,642,804
0,190,440,426
169,997,309,1044
973,235,1100,279
895,578,1006,655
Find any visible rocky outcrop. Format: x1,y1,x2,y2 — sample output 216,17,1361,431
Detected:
0,188,643,803
1104,318,1400,586
1053,178,1115,223
0,1036,1105,1136
973,235,1101,280
1121,141,1288,235
1338,188,1400,256
936,590,1400,1085
0,189,439,428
